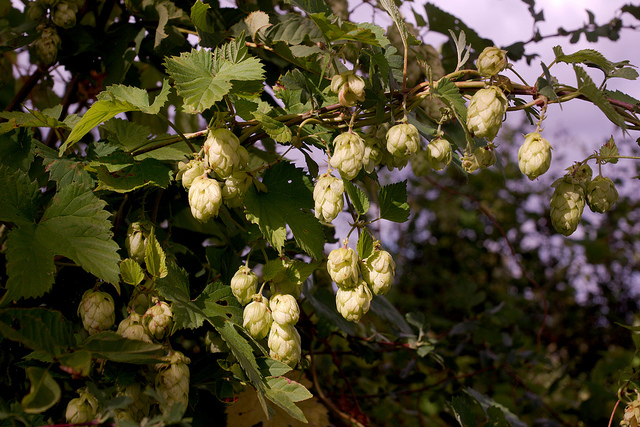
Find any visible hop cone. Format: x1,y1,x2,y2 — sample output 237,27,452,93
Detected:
117,313,152,343
177,159,205,189
204,128,247,178
327,245,360,289
461,151,479,174
466,86,507,141
361,248,396,296
65,389,99,424
156,352,190,415
518,132,552,180
474,144,497,169
243,297,272,340
313,172,344,223
270,293,300,325
476,46,507,77
621,395,640,427
550,177,585,236
331,71,366,107
125,220,152,264
35,27,61,65
426,137,453,171
221,171,252,207
336,280,372,322
268,322,302,367
362,137,383,173
386,123,420,159
143,301,174,340
586,176,618,213
52,3,76,28
565,163,593,185
230,265,258,305
330,132,365,180
188,175,222,222
117,382,151,421
78,289,115,335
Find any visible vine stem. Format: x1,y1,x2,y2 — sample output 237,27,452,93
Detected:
608,399,621,427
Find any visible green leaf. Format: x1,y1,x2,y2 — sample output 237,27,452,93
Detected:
21,367,61,414
57,350,92,377
486,407,511,427
266,377,312,402
343,180,369,215
156,263,242,329
95,158,173,193
257,358,292,377
120,259,145,286
450,393,486,427
0,308,75,357
245,11,271,41
198,282,243,325
210,318,267,413
0,106,69,134
357,228,374,259
164,46,265,113
264,377,311,423
432,78,467,122
553,46,615,75
36,183,121,286
370,295,413,335
0,128,35,171
574,65,625,128
423,3,493,54
308,14,389,46
252,112,292,143
282,0,330,15
145,229,168,279
35,143,94,188
244,162,325,259
60,80,171,153
3,225,55,304
0,164,40,226
190,0,214,32
79,332,165,364
266,14,324,45
465,388,526,427
378,180,410,223
378,0,418,50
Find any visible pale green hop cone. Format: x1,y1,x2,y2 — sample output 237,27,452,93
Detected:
425,137,453,171
586,176,618,213
476,46,507,77
466,86,508,141
550,177,586,236
518,132,552,180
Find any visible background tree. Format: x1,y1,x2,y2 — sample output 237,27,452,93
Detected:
1,0,640,426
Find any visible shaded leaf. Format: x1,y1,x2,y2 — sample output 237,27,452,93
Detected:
244,162,325,259
79,332,165,364
21,367,61,414
37,183,121,286
253,112,292,143
357,228,374,259
0,164,40,226
145,229,168,279
0,308,75,357
95,158,173,193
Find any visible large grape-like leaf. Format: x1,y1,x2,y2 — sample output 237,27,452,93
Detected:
244,162,324,259
0,308,75,357
0,164,40,226
60,80,170,153
378,180,410,223
3,225,55,304
21,367,61,414
574,65,626,128
79,332,165,364
164,45,265,113
36,183,121,285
